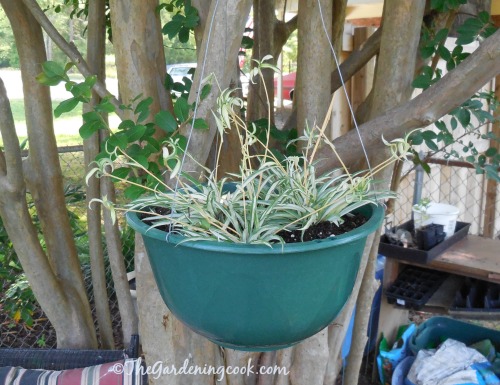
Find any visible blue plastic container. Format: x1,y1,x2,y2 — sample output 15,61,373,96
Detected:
409,316,500,354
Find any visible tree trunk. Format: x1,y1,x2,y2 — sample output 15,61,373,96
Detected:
246,0,277,123
344,2,425,382
178,0,252,177
84,0,115,350
0,2,97,348
296,0,333,136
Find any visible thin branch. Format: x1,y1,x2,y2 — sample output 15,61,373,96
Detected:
331,27,382,93
282,27,382,131
20,0,123,119
0,77,24,190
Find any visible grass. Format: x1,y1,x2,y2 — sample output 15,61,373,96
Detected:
10,99,84,122
1,99,120,147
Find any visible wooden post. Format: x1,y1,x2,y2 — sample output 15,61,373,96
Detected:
351,27,376,113
483,75,500,238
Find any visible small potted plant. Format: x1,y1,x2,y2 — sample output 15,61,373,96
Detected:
89,63,411,351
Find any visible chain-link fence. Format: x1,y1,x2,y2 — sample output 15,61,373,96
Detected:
1,148,499,349
0,146,135,349
392,158,500,239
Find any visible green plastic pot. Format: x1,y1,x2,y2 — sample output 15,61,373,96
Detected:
127,203,384,351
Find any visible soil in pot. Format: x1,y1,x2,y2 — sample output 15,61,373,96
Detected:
138,207,368,243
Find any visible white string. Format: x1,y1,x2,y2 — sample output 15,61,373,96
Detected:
316,0,373,174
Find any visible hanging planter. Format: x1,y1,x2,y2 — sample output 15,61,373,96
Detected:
88,59,411,351
127,203,383,351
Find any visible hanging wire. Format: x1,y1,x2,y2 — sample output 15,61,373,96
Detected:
315,0,374,175
168,0,221,236
173,0,221,196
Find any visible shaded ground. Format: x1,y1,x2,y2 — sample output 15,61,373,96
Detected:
0,298,124,350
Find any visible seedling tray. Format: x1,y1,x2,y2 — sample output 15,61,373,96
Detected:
451,277,500,312
379,221,471,264
386,266,448,310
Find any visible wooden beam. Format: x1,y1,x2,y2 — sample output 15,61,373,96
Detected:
348,18,382,27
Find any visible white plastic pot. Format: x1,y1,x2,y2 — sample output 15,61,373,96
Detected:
412,202,460,239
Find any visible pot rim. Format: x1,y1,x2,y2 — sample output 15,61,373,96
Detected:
126,203,384,254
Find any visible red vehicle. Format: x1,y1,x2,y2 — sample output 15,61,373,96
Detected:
274,72,296,101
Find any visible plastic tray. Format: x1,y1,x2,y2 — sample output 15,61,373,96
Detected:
451,277,500,312
379,221,471,264
385,266,448,310
408,316,500,354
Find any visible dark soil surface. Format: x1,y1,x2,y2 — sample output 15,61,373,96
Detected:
278,212,367,243
140,207,368,243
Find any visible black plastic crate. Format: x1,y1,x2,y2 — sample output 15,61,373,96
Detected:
386,266,448,310
379,221,471,264
451,277,500,312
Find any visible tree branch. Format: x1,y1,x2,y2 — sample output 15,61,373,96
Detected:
282,27,382,131
315,28,500,175
273,15,298,58
20,0,123,119
84,0,115,350
0,78,24,191
331,27,382,95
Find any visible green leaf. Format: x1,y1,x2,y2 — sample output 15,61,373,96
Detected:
111,167,131,179
174,97,189,122
108,133,129,150
96,99,115,113
118,120,136,130
412,75,431,89
124,185,146,200
155,110,178,133
437,45,451,61
79,120,102,139
456,108,471,127
478,11,490,24
434,28,449,43
191,118,209,130
135,97,153,123
446,59,456,71
430,0,445,10
42,61,66,78
450,117,457,130
409,131,423,145
162,19,182,39
54,97,80,117
164,74,174,90
485,147,498,157
132,155,149,169
126,125,147,142
36,72,62,86
241,36,254,49
425,138,439,152
420,46,435,59
200,83,211,100
178,26,190,43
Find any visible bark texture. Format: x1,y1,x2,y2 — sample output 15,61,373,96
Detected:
345,3,425,382
84,0,114,349
315,28,500,176
20,0,123,117
296,0,333,136
178,0,252,178
0,1,97,349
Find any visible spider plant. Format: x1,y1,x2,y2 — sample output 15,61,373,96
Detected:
88,57,411,245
